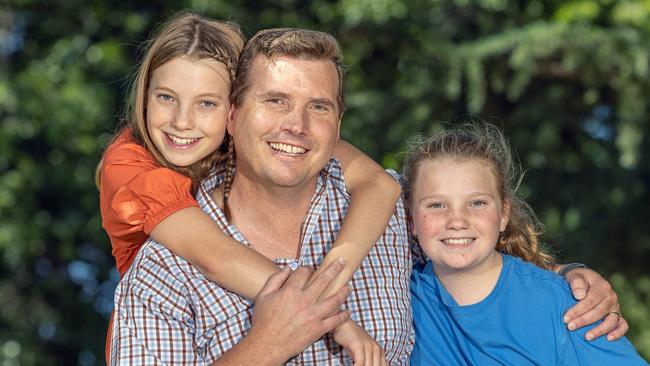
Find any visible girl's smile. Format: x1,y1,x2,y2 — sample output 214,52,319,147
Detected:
146,56,231,167
410,158,510,278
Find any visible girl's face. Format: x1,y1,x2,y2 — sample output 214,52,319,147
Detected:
410,157,510,277
146,56,231,167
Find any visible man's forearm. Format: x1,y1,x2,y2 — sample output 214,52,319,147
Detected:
211,329,288,366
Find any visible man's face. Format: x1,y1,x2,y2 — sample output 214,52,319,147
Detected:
228,55,341,190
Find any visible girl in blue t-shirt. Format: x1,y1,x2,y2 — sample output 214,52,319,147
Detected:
402,123,648,365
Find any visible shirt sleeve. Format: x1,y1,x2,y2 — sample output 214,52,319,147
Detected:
110,243,200,365
99,130,199,275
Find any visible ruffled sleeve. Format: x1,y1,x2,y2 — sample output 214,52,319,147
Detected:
99,130,199,276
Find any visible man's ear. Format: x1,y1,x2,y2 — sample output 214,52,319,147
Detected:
335,113,343,142
500,198,511,232
227,104,237,135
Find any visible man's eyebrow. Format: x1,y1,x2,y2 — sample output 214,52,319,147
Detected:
310,98,336,109
257,91,336,109
258,91,290,100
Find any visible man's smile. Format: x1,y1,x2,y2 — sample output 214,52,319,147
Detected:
268,141,309,155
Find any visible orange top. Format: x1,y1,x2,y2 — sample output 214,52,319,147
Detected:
99,128,199,276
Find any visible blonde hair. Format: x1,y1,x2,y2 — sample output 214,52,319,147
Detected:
402,122,555,269
96,11,243,189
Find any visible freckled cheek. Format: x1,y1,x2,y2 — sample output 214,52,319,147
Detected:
147,106,172,128
414,214,443,239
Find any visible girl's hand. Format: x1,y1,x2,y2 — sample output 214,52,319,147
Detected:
333,320,387,366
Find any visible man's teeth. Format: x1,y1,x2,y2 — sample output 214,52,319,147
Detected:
269,142,306,155
168,134,198,145
444,238,474,245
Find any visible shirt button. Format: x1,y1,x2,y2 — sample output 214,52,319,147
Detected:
288,260,300,271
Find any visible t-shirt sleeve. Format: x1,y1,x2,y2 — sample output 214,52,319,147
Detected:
99,132,199,274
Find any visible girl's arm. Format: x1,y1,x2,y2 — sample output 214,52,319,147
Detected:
150,139,399,299
103,132,396,300
100,130,278,299
310,139,401,295
150,207,278,299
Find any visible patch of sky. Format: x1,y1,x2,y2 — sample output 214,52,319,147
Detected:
0,12,25,57
581,104,613,140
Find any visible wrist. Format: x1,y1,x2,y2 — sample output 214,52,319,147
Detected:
238,327,287,366
558,263,587,278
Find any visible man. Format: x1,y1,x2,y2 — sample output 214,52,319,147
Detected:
111,28,413,365
111,27,626,365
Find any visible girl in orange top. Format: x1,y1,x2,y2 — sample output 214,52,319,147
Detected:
97,12,400,363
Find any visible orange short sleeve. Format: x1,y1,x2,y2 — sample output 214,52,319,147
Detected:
99,129,199,276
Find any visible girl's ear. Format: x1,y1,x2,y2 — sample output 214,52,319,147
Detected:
500,198,511,232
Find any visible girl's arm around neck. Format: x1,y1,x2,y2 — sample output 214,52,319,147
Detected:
151,207,279,299
148,139,400,301
309,139,401,295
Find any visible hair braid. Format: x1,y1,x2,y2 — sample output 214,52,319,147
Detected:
222,135,236,220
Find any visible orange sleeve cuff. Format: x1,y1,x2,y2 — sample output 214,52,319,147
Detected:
142,196,200,235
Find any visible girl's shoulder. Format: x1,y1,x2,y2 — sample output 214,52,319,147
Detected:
503,254,572,299
104,128,157,167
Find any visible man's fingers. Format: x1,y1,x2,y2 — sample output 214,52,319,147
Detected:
371,345,379,366
370,344,381,366
584,311,620,341
352,348,364,366
284,266,313,290
373,344,386,366
256,267,291,299
563,294,594,325
304,258,346,296
568,274,588,300
565,294,609,330
606,317,629,341
320,309,350,334
315,285,350,319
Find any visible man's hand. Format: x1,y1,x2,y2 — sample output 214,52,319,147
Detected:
562,267,629,341
247,259,351,365
333,320,387,366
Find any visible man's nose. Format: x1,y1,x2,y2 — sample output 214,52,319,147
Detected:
281,107,308,135
170,104,194,131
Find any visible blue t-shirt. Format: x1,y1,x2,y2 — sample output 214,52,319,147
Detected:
410,254,648,365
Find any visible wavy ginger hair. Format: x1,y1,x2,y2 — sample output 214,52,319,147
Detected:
401,122,555,269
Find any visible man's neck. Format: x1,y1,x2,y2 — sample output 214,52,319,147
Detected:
218,172,319,260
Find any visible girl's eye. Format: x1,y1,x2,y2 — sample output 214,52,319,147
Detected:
158,94,174,102
470,200,487,208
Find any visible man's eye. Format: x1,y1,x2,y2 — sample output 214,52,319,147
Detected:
470,200,487,207
266,98,282,104
200,100,217,108
427,202,444,209
312,104,329,112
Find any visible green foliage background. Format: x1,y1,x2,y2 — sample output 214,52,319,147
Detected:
1,0,649,364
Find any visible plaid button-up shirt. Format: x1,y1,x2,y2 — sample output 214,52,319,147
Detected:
110,158,414,365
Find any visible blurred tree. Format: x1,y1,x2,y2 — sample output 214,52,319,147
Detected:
1,0,648,364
